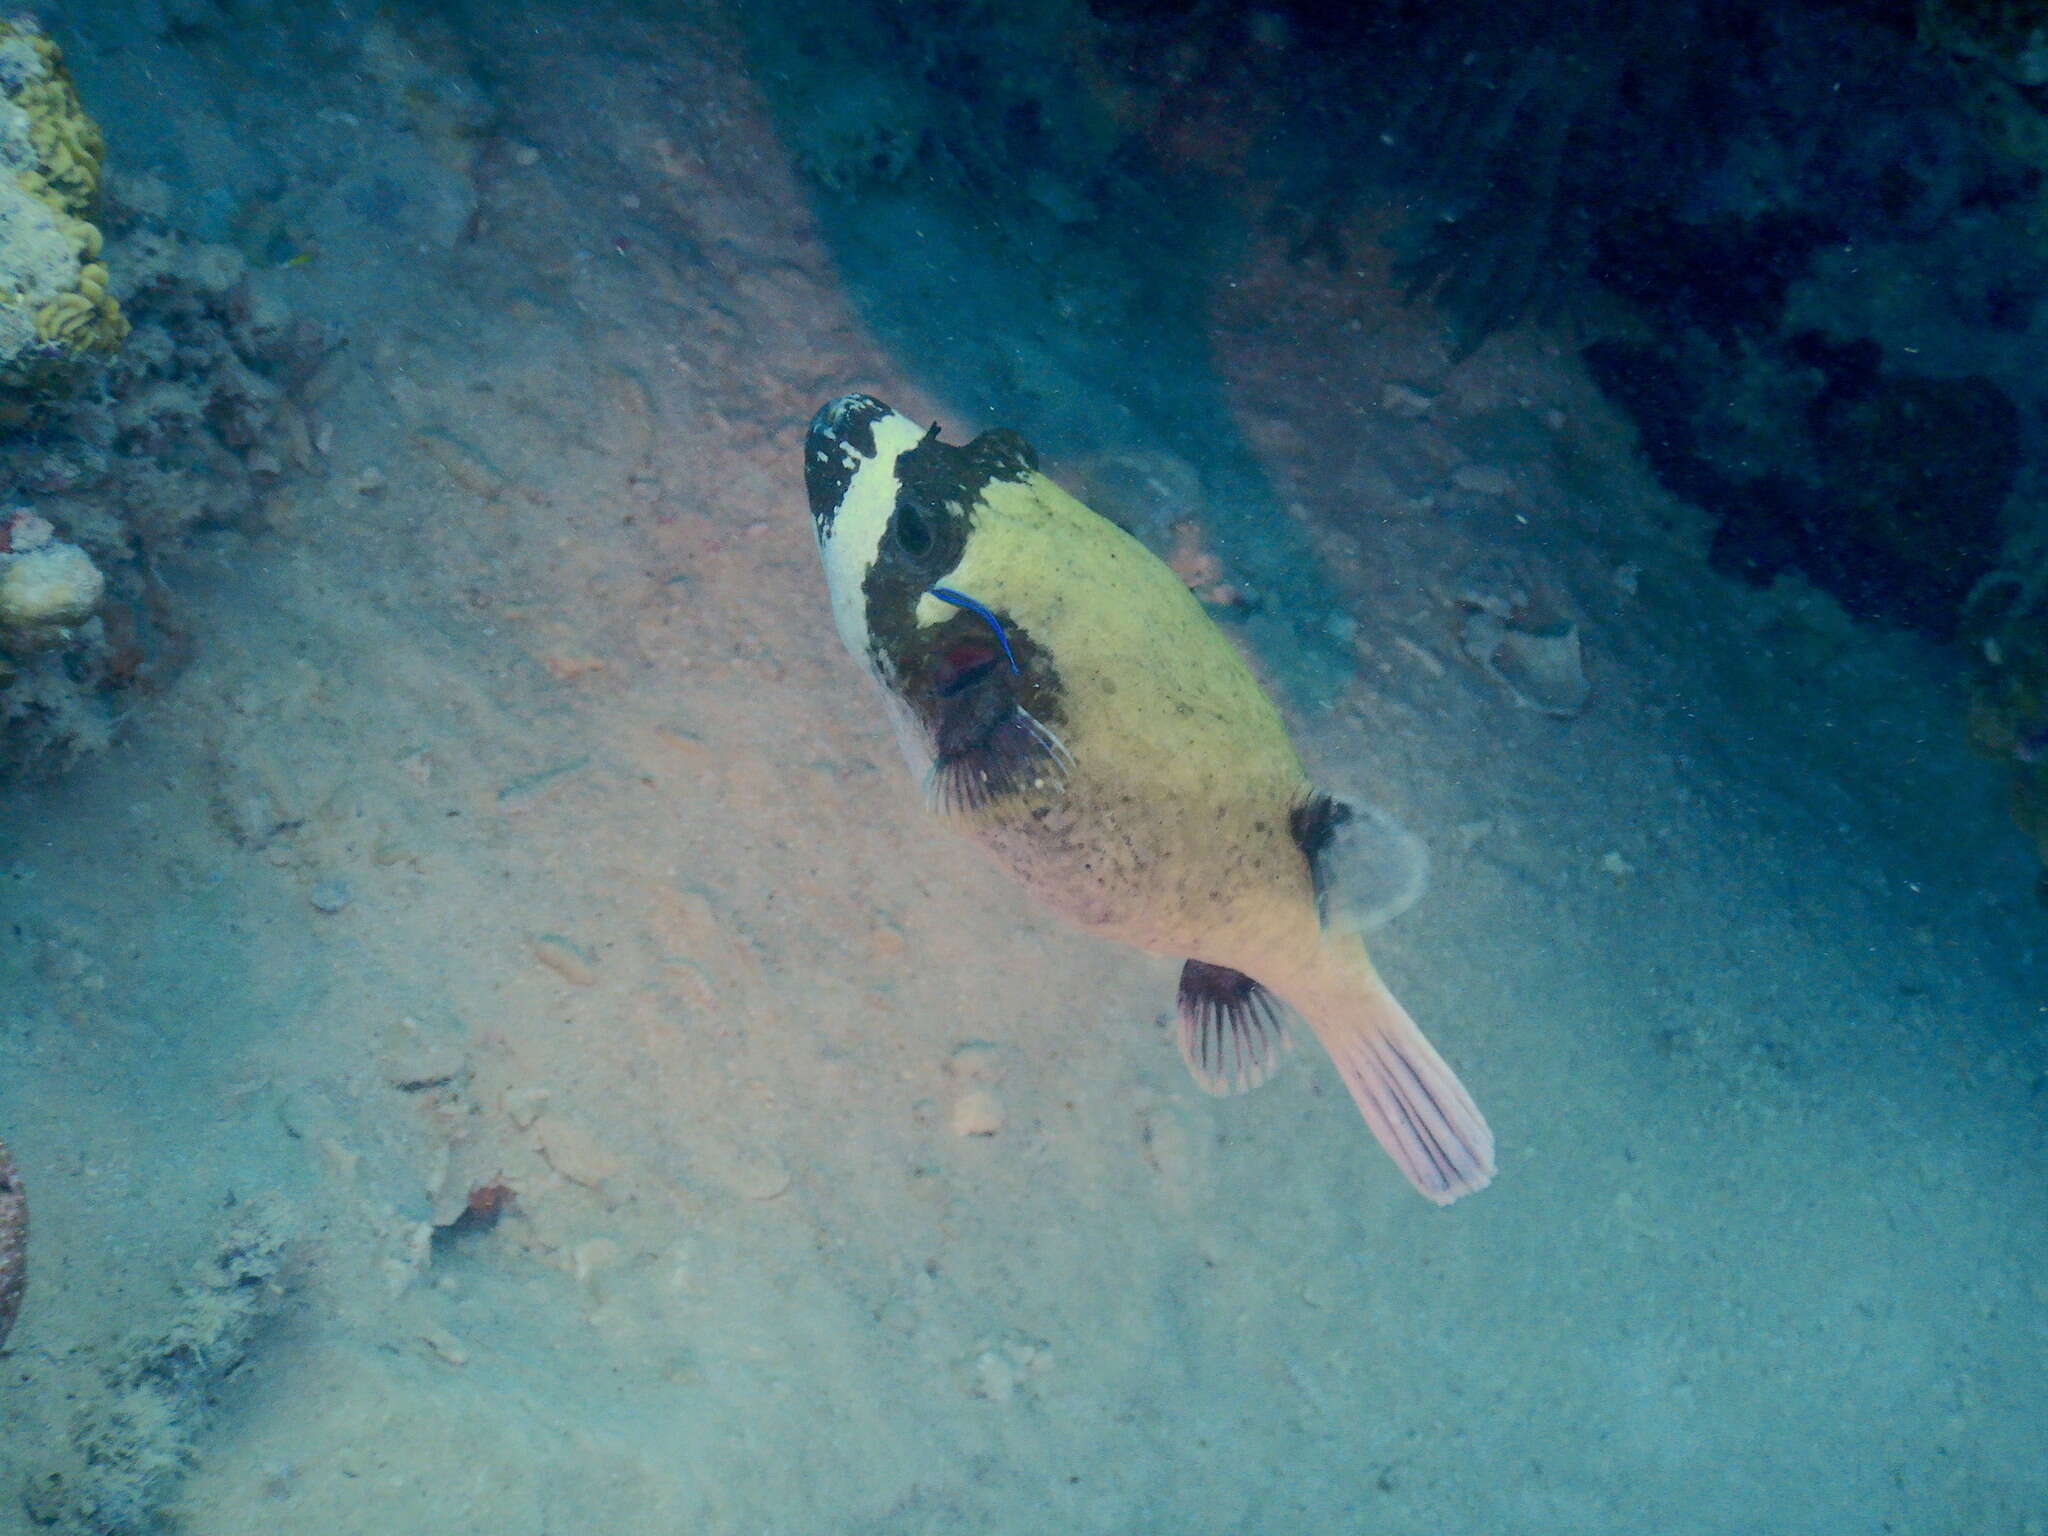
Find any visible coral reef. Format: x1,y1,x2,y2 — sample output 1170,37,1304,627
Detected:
745,0,1116,212
1590,329,2022,639
0,1138,22,1352
0,175,333,773
19,1197,296,1535
0,16,127,385
1920,0,2048,224
1963,564,2048,895
0,13,335,775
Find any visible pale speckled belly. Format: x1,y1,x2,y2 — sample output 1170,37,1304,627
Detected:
966,775,1315,964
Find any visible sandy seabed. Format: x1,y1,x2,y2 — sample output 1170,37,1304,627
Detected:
0,4,2043,1533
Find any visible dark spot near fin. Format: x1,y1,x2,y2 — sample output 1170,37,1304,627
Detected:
1290,793,1354,920
926,660,1071,815
895,425,1038,526
1176,960,1292,1095
965,427,1038,481
934,653,1000,699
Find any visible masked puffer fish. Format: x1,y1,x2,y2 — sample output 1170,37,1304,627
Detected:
804,395,1494,1205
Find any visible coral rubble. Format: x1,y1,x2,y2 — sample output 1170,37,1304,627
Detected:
0,1138,22,1352
19,1197,296,1534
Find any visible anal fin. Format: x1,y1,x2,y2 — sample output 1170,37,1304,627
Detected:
1176,960,1292,1095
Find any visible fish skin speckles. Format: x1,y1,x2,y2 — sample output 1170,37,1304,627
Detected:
803,394,1495,1205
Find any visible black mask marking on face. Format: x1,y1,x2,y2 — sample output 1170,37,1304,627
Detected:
804,394,894,540
861,422,1028,661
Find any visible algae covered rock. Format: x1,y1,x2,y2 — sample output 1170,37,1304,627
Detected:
20,1196,295,1533
0,513,100,634
0,14,126,389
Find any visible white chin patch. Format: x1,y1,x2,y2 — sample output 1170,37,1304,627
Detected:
818,409,928,668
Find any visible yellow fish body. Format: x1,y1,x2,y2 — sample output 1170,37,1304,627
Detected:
805,395,1493,1204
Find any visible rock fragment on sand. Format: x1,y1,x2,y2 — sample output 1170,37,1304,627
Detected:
535,1113,623,1192
1447,558,1591,717
1599,850,1636,881
0,1138,24,1349
380,1036,468,1092
1467,614,1591,717
572,1237,622,1285
501,1084,551,1130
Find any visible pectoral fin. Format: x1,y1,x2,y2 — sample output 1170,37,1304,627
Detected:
924,644,1071,815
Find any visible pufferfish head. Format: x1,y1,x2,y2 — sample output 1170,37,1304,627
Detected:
803,394,1036,676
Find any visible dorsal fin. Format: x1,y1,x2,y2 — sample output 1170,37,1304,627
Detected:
1293,791,1431,933
1289,792,1354,921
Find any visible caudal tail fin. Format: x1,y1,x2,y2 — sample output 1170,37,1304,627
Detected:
1287,934,1494,1205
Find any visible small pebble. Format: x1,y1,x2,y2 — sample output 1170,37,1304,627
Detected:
572,1238,623,1286
420,1327,468,1366
732,1155,791,1202
318,1137,360,1182
970,1349,1018,1402
1451,464,1514,497
535,1114,624,1192
951,1088,1006,1138
309,879,351,914
1380,382,1434,418
532,934,597,985
380,1039,467,1091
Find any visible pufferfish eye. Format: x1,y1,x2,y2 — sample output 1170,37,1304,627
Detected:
892,498,936,559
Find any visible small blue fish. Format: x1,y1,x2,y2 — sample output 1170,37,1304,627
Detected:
927,586,1019,674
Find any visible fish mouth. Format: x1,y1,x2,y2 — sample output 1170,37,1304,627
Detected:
805,393,898,539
